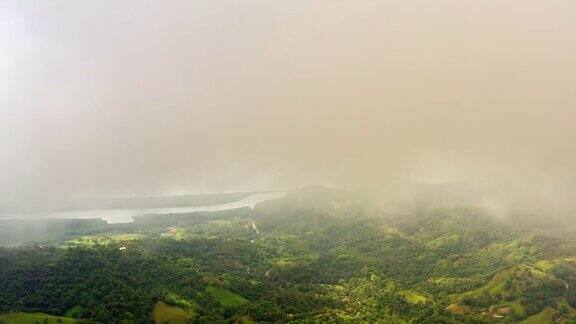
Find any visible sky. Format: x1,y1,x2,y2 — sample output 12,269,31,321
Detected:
1,1,576,210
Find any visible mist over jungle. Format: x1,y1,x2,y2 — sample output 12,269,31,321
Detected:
1,0,576,215
3,2,576,323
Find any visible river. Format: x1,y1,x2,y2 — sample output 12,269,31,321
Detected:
3,191,288,224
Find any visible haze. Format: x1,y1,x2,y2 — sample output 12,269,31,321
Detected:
1,1,575,212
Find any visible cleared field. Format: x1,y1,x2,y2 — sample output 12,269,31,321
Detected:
522,307,557,324
61,233,142,247
206,286,249,308
495,299,525,315
0,312,77,324
449,269,511,302
399,290,429,304
452,264,559,302
152,301,194,324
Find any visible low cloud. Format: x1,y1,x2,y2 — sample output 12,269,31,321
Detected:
1,0,575,212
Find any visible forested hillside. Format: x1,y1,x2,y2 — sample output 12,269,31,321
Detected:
1,187,575,323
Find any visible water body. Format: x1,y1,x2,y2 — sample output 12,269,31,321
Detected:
5,191,288,224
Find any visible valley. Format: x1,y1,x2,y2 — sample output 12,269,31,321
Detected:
1,187,575,323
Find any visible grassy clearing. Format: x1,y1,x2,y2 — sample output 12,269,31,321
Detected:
206,286,249,308
236,315,255,324
452,264,559,303
557,299,576,316
152,301,194,324
60,233,142,247
534,260,555,272
163,292,196,309
495,299,525,315
521,299,576,323
399,290,429,304
274,259,295,268
446,303,467,315
0,312,77,324
450,268,511,301
522,307,557,324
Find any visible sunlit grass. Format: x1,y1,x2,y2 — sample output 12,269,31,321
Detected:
59,233,142,247
152,301,194,324
206,286,249,308
0,312,77,324
399,290,429,304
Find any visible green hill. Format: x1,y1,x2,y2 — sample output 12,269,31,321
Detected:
1,187,576,322
448,259,576,321
0,312,77,324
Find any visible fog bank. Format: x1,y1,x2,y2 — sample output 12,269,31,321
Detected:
1,1,575,212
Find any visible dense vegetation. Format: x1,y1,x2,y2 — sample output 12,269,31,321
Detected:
1,187,575,323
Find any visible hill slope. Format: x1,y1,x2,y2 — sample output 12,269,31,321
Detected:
1,186,575,322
